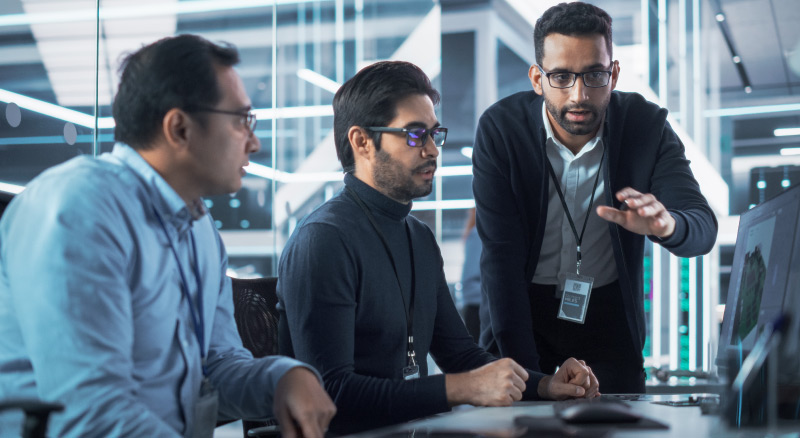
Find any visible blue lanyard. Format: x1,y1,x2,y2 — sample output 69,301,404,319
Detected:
153,207,208,376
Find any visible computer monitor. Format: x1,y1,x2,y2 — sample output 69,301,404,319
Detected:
717,184,800,371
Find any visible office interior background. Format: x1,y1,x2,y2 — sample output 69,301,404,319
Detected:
0,0,798,378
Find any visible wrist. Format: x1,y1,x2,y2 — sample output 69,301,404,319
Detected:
537,375,551,399
445,372,470,407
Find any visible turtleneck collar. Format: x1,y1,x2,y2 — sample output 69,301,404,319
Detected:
344,172,412,221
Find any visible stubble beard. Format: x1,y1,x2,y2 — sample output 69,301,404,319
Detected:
373,148,435,204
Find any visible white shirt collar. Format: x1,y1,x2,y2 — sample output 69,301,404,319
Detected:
541,102,603,160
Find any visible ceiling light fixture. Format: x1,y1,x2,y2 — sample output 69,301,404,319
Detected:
0,182,25,195
780,147,800,156
0,88,114,129
297,69,341,94
774,127,800,137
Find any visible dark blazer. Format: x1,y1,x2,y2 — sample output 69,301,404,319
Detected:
472,90,718,371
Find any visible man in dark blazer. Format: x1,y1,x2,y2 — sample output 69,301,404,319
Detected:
472,2,717,393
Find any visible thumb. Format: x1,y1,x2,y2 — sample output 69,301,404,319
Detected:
596,206,624,225
551,382,586,399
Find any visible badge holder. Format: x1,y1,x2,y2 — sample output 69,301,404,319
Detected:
403,338,420,380
557,272,594,324
192,372,219,438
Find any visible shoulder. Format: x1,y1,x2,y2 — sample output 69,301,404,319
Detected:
480,91,542,126
6,156,143,224
609,91,668,128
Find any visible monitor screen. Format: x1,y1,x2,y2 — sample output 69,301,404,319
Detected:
717,184,800,369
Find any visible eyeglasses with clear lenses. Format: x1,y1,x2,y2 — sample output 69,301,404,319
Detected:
365,126,448,148
537,65,613,89
186,105,257,133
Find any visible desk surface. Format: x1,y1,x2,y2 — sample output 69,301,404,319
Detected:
343,394,800,438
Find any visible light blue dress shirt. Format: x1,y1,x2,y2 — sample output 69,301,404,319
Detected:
0,144,310,437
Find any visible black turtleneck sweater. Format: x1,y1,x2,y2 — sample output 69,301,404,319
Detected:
277,173,545,435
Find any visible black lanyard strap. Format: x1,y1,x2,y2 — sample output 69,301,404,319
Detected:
345,187,417,366
544,143,606,275
153,207,208,375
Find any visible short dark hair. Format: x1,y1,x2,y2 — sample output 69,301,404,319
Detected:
332,61,440,173
534,2,613,66
112,34,240,149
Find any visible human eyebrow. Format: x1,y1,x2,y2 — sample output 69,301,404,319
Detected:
404,121,441,130
582,63,610,71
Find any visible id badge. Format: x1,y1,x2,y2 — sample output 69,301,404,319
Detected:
191,377,219,438
403,365,420,380
557,272,594,324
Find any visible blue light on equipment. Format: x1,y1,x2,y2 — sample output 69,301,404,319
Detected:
756,181,766,189
783,179,791,188
240,219,250,229
229,198,241,208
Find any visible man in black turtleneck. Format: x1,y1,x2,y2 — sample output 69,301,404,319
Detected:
277,61,600,435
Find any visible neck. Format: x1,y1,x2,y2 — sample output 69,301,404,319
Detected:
137,147,198,206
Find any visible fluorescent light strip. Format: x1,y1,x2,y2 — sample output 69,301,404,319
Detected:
436,165,472,177
0,182,25,195
704,102,800,118
689,257,697,371
411,199,475,211
0,0,332,27
652,245,662,367
0,88,112,128
252,105,334,120
774,127,800,137
297,69,341,94
669,254,679,370
781,148,800,156
1,88,334,128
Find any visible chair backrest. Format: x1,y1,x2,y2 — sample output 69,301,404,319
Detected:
230,277,279,358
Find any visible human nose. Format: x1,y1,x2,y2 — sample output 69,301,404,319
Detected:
569,75,590,102
420,133,439,159
247,130,261,154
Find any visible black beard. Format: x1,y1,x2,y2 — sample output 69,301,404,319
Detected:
373,148,435,203
544,95,609,136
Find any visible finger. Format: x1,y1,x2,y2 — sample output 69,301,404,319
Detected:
596,205,626,225
551,382,586,400
510,385,524,402
277,408,298,438
509,360,529,381
615,187,643,202
586,368,600,398
295,413,324,438
510,372,527,393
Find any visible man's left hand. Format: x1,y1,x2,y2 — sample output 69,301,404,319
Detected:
596,187,675,239
538,358,600,400
274,367,337,438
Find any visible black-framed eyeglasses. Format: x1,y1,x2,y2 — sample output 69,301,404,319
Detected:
365,126,448,148
537,65,613,89
185,105,257,133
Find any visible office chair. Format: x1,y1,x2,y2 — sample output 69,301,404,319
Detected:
230,276,281,437
0,399,63,438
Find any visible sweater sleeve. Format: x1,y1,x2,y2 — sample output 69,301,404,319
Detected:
647,121,718,256
278,222,451,434
472,109,542,371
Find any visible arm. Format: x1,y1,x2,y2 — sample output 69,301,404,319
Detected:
278,223,451,430
597,122,717,257
203,227,334,436
3,184,179,437
472,111,541,370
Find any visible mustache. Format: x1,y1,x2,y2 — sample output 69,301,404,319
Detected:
561,104,599,115
412,161,437,173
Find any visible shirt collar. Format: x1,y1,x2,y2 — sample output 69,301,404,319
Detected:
110,143,207,232
541,102,603,160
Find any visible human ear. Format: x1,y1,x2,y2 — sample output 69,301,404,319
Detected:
529,65,544,95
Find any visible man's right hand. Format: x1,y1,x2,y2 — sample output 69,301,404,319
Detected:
445,358,528,407
273,366,337,438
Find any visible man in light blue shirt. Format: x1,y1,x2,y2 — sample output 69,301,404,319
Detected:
0,34,335,438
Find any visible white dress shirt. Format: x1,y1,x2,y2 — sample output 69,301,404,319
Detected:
532,103,618,288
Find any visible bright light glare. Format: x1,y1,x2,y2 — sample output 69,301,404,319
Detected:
0,182,25,195
297,69,341,94
460,147,473,159
780,147,800,156
774,128,800,137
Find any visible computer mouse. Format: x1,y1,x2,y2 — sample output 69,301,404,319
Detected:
559,402,643,424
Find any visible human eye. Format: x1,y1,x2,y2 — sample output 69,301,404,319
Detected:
407,128,427,147
550,73,573,85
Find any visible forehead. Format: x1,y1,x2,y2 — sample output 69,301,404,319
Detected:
389,94,437,127
215,65,251,107
540,33,611,70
